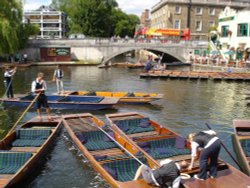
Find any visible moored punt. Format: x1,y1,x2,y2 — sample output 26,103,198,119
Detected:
106,112,250,188
232,119,250,176
61,91,163,104
0,94,118,110
140,70,250,81
0,116,62,187
127,63,145,69
98,64,112,68
62,113,157,188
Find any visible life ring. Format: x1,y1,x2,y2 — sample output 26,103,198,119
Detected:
180,173,191,179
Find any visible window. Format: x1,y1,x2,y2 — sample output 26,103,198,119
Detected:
209,21,215,27
238,23,248,37
196,21,202,31
196,7,202,15
209,8,215,15
174,20,181,29
221,25,229,37
175,6,181,14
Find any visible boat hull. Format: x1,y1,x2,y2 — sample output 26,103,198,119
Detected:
232,119,250,176
62,114,155,188
0,117,62,187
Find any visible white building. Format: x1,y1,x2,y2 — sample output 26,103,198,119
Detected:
218,6,250,60
23,5,67,39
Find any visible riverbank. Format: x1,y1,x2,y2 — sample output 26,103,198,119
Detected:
0,61,100,68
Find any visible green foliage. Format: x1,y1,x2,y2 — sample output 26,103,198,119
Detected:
0,0,39,55
51,0,139,37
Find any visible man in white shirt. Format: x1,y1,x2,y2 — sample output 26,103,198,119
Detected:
134,159,188,188
4,66,16,98
187,130,221,180
53,64,64,94
31,72,52,121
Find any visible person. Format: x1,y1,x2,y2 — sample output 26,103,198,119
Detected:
144,55,153,73
32,72,52,121
53,64,64,94
23,53,28,63
4,66,17,98
187,130,221,180
134,159,188,188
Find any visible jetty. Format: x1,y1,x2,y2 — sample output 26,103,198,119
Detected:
140,70,250,81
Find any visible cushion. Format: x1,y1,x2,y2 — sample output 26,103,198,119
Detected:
94,155,108,161
119,124,130,133
104,132,114,142
75,132,88,144
103,165,117,180
155,148,171,155
139,118,151,128
138,142,150,148
175,136,186,149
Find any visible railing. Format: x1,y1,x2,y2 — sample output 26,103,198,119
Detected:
42,27,61,31
210,41,226,59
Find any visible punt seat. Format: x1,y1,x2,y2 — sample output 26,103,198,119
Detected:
12,129,51,147
75,130,118,151
113,118,155,135
0,152,32,174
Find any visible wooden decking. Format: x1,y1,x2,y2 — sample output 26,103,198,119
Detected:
183,166,250,188
140,70,250,81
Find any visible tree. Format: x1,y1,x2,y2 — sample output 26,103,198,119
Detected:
0,0,22,55
0,0,39,56
51,0,139,38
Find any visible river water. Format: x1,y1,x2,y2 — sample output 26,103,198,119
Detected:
0,65,250,188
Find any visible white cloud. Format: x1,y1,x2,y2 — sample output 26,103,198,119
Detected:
23,0,51,10
116,0,159,16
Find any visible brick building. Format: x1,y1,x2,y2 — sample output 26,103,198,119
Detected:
151,0,250,40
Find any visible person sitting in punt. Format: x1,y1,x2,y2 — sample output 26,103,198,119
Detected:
134,159,188,188
187,130,221,180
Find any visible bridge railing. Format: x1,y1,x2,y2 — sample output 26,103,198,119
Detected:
28,37,208,47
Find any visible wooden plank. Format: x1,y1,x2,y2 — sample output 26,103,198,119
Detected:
10,147,39,153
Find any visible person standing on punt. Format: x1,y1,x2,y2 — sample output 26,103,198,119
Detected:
134,159,188,188
4,66,17,98
187,130,221,180
53,64,64,94
32,72,52,121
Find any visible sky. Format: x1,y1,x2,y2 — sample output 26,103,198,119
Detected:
23,0,159,16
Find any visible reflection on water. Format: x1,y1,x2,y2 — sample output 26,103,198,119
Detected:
0,66,250,187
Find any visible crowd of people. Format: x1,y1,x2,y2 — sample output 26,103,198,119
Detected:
188,51,250,69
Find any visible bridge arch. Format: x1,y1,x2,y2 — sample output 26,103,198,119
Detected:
102,46,186,64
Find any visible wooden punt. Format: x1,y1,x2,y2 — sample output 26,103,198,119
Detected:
62,113,157,188
1,63,32,69
0,116,62,187
61,91,163,104
127,64,145,69
106,112,250,188
232,119,250,176
0,94,118,110
98,64,112,69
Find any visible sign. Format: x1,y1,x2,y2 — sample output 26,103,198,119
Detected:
47,48,70,56
219,16,234,22
56,48,70,56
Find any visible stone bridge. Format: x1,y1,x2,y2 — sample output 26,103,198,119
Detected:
26,39,208,63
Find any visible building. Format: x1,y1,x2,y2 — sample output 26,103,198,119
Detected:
23,5,67,39
151,0,250,40
140,9,151,28
218,7,250,60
